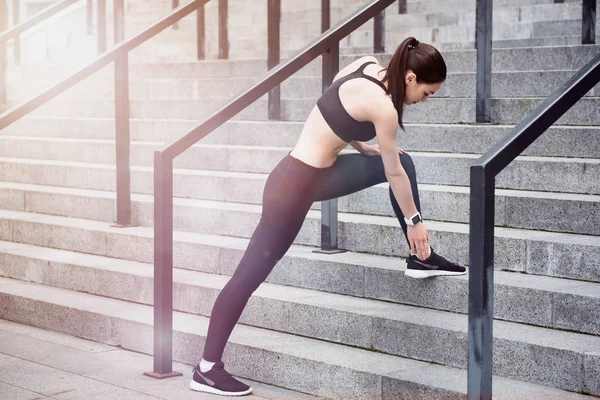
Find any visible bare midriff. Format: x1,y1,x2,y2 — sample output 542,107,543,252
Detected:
288,106,349,168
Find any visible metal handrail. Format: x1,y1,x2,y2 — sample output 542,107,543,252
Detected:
0,0,101,108
0,0,207,128
0,0,211,229
0,0,207,129
153,0,396,378
475,0,596,124
467,50,600,399
0,0,80,42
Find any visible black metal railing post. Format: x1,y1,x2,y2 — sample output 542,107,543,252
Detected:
218,0,228,59
374,8,385,53
582,0,596,45
0,0,6,111
114,54,131,226
467,165,495,400
12,0,19,65
267,0,280,120
315,42,345,254
86,0,93,34
114,0,131,227
466,50,600,400
114,0,125,44
475,0,492,123
172,0,179,29
398,0,406,14
322,0,330,33
197,3,205,59
97,0,106,53
144,152,182,379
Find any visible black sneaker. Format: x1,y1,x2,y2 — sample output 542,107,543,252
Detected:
405,248,466,279
190,362,253,396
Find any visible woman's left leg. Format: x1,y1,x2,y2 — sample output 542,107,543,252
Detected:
312,152,420,247
312,151,466,278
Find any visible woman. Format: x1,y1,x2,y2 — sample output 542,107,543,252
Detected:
190,37,466,396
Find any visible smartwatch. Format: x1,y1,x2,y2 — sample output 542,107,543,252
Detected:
404,211,422,226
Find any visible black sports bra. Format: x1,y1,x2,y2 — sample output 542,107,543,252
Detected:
316,61,388,143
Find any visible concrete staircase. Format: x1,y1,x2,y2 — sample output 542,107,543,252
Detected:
123,0,600,60
2,0,600,398
6,0,599,65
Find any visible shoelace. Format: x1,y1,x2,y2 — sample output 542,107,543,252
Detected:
210,362,237,385
431,251,454,264
406,253,434,263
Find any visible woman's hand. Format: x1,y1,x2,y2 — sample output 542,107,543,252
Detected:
407,223,430,260
359,143,404,157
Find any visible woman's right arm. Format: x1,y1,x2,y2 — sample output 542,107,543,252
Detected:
371,100,430,260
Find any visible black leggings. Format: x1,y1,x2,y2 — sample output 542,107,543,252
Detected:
202,152,421,362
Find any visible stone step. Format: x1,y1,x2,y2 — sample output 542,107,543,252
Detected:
112,0,580,16
119,13,600,58
99,34,600,64
406,0,579,14
2,139,599,194
1,278,593,399
384,20,600,47
5,0,593,66
0,210,598,330
0,241,598,393
130,5,354,28
2,152,599,236
3,118,600,160
5,117,600,162
390,1,583,29
0,195,598,283
10,45,599,84
436,36,600,52
141,2,587,39
234,19,599,52
152,2,586,41
0,322,323,400
106,26,599,63
121,35,600,63
7,70,598,103
9,95,600,125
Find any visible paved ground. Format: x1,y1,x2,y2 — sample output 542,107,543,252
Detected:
0,319,323,400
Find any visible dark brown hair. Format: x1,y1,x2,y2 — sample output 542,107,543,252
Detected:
381,37,447,130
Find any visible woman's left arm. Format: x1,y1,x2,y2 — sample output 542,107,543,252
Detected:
350,141,404,156
349,141,367,152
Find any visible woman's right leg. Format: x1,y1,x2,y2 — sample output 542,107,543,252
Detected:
202,155,317,363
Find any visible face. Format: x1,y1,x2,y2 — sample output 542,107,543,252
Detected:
404,70,444,105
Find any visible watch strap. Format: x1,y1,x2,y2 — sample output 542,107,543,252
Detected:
404,211,422,226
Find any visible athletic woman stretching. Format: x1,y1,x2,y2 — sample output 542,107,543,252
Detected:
190,37,466,396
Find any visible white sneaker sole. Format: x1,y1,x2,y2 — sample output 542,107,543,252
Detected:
190,380,253,396
405,269,467,279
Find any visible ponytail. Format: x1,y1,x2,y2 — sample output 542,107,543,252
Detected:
381,37,446,130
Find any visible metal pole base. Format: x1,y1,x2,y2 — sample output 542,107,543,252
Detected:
313,248,347,255
110,223,138,228
143,371,183,379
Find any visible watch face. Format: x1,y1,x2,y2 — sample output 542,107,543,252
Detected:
412,215,421,224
